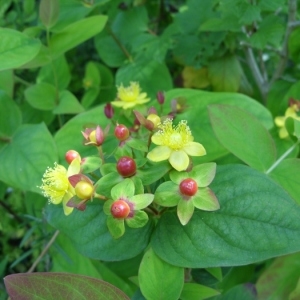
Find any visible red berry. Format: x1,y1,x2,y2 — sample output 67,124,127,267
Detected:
114,124,130,141
65,150,81,164
116,156,136,177
179,178,198,197
111,200,130,219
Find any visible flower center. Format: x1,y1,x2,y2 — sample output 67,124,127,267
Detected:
40,164,69,204
118,82,140,102
157,119,193,150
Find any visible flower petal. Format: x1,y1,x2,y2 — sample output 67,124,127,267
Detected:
193,187,220,211
274,116,285,127
279,127,289,139
169,150,189,171
151,133,164,145
147,146,171,162
67,158,81,176
177,199,194,225
62,195,74,216
183,142,206,156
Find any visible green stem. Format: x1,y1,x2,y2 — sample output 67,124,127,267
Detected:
14,75,31,87
266,139,300,174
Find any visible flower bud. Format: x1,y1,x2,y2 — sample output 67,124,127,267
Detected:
65,150,81,164
147,114,161,129
157,91,165,104
104,103,114,119
82,125,105,146
75,181,94,199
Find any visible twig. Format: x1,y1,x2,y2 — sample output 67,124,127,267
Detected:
108,27,133,62
266,139,300,174
270,0,297,84
27,230,60,273
244,44,268,101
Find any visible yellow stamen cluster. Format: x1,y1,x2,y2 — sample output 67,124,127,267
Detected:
118,82,141,102
111,82,150,109
40,163,69,204
155,119,193,150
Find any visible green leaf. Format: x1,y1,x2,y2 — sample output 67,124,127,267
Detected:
19,45,52,69
49,15,108,57
137,161,171,185
107,215,125,239
131,194,154,210
269,158,300,205
111,179,135,200
126,138,148,152
180,283,220,300
256,252,300,300
249,15,284,49
25,82,57,110
0,124,58,193
46,201,154,261
126,211,148,228
217,283,257,300
116,57,173,99
53,90,85,114
50,232,102,279
112,6,148,42
164,89,274,163
82,87,100,109
81,156,102,173
0,91,22,139
37,55,70,90
193,187,219,211
96,172,123,198
83,61,101,88
208,55,242,92
152,164,300,268
4,272,130,300
0,70,13,97
238,4,261,25
154,181,181,207
0,28,41,71
139,248,184,300
208,104,276,172
289,28,300,63
39,0,59,28
177,199,194,225
94,33,126,68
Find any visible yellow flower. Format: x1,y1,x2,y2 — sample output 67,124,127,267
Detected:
274,105,300,139
111,82,150,109
40,158,81,215
147,119,206,171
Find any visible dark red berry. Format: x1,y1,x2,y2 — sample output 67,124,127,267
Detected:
179,178,198,197
114,124,130,141
116,156,136,177
111,200,130,218
65,150,81,164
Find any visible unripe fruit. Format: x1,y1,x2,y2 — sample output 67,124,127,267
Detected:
65,150,81,164
116,156,136,177
179,178,198,197
114,124,130,141
111,200,130,219
75,181,94,199
147,114,161,128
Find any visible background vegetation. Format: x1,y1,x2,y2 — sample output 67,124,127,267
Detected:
1,0,300,299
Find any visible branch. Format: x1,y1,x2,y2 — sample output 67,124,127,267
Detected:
27,230,60,273
243,43,268,101
270,0,298,84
